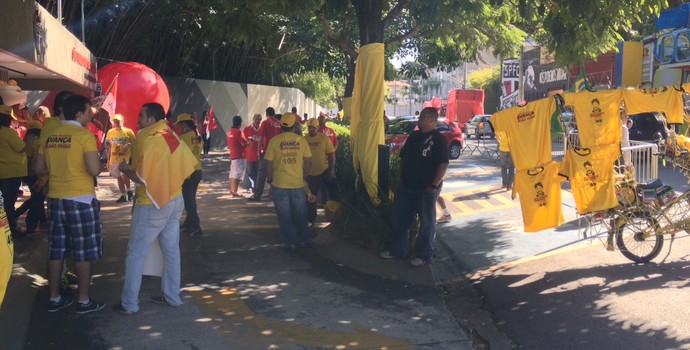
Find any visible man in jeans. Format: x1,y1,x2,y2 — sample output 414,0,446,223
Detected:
265,113,312,248
380,107,449,266
34,95,105,313
249,107,282,202
242,113,262,194
496,131,514,191
115,103,197,315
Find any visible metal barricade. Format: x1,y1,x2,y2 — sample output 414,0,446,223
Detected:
618,140,658,184
551,133,580,162
553,133,658,183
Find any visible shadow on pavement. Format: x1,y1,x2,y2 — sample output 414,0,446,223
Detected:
474,259,690,349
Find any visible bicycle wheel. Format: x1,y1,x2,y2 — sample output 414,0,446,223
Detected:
615,212,663,263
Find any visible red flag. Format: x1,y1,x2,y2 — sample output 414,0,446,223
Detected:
101,76,118,116
208,107,218,131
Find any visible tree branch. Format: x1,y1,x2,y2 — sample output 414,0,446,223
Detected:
382,0,411,27
316,6,358,56
385,26,422,46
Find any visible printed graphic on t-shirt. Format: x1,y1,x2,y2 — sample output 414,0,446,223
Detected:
422,136,434,157
45,135,72,149
584,161,597,188
590,98,603,126
533,182,547,207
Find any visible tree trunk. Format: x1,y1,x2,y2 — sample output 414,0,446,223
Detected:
344,56,357,98
344,0,385,98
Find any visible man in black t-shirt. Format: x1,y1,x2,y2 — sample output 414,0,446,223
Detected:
380,107,449,267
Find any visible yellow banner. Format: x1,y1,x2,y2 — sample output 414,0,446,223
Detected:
0,203,13,308
351,43,385,203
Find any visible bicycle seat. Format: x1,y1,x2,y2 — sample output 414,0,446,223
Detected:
638,178,663,189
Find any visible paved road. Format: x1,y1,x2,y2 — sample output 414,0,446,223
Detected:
437,143,690,349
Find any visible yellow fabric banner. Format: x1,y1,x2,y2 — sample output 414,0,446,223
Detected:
132,120,198,209
342,97,352,121
0,202,13,308
351,43,385,203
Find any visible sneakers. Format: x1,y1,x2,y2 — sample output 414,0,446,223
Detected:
48,296,74,312
247,197,262,202
379,250,395,259
114,303,136,315
116,195,127,203
437,213,452,224
410,258,430,267
76,299,106,314
150,296,171,306
127,190,134,201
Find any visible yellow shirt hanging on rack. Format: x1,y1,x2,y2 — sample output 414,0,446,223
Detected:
514,161,565,232
490,98,555,171
563,90,622,148
623,87,684,124
559,144,619,214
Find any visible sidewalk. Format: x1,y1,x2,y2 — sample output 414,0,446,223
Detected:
0,153,473,350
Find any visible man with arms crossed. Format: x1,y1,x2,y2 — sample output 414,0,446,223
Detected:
115,103,197,315
35,95,106,313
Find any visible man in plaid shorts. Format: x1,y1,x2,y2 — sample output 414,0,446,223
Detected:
34,95,106,314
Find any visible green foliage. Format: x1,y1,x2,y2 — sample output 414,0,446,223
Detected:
468,65,501,89
287,71,340,109
516,0,669,65
326,122,405,250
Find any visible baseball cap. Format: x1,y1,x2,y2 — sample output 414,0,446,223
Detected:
0,105,16,120
27,120,42,130
281,113,296,128
111,114,124,122
307,118,319,127
175,113,194,124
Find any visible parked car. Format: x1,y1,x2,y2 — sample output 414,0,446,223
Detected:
628,112,668,142
463,114,494,139
385,118,464,159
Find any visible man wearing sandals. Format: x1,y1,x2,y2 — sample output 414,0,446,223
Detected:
380,107,449,267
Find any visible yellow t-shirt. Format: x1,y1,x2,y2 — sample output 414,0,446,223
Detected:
496,131,510,152
0,203,12,306
305,133,335,176
132,120,197,207
515,161,565,232
180,131,203,171
623,87,684,124
39,118,61,154
0,127,28,179
43,123,98,198
265,132,312,189
106,127,136,164
559,144,619,214
490,98,555,170
563,90,622,148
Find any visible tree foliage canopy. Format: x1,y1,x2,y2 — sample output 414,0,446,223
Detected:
39,0,676,101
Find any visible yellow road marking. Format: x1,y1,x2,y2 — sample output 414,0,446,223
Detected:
440,185,518,217
190,288,413,349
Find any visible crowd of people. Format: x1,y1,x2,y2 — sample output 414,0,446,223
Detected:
1,83,466,315
0,92,346,314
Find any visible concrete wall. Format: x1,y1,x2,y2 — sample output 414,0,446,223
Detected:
164,77,325,150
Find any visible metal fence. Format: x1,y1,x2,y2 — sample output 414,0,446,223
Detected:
553,134,658,183
618,140,659,184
